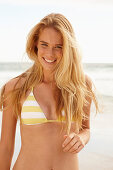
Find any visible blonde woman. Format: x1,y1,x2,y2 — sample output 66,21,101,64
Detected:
0,13,98,170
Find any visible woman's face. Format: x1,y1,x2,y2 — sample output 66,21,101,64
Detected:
37,27,63,71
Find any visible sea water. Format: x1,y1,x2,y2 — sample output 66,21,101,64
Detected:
0,62,113,97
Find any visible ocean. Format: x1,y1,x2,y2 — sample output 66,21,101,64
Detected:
0,62,113,169
0,62,113,97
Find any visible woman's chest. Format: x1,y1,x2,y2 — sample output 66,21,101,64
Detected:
32,84,59,119
21,84,60,123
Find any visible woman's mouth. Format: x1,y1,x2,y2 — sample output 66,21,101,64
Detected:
43,57,56,63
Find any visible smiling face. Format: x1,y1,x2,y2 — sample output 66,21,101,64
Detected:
37,27,63,72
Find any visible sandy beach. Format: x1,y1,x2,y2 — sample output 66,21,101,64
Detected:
79,151,113,170
79,95,113,170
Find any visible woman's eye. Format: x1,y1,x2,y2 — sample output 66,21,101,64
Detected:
41,44,48,47
55,46,62,49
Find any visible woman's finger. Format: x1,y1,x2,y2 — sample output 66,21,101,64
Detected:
62,133,76,148
68,141,81,153
63,136,78,152
72,144,84,154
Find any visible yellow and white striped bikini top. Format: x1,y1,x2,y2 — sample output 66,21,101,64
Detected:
20,87,66,125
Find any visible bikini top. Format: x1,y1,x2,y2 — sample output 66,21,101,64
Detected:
20,87,66,125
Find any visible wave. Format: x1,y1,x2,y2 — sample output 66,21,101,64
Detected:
0,62,113,71
101,94,113,100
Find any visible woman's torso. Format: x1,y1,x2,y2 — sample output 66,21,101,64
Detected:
12,83,79,170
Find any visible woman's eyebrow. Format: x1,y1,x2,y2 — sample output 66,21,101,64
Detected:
40,40,62,46
40,41,48,44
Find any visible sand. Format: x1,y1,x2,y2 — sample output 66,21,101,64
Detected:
78,95,113,170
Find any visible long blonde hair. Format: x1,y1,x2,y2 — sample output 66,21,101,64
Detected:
0,13,99,135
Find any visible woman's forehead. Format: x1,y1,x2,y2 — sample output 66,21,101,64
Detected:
38,27,63,44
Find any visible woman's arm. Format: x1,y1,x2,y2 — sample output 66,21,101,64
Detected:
62,75,92,154
77,74,92,145
0,78,19,169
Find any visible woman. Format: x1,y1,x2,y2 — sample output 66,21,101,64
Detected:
0,13,98,170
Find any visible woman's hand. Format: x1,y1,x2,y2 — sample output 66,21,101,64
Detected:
62,132,85,154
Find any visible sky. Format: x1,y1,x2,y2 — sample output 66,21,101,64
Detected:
0,0,113,63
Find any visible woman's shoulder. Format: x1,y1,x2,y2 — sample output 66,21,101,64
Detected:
4,76,26,93
85,74,92,88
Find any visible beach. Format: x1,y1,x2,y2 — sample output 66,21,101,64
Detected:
79,95,113,170
0,62,113,170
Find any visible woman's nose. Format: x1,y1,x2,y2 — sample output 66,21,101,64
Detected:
46,48,54,57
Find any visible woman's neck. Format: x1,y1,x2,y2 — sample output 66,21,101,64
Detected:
43,70,55,84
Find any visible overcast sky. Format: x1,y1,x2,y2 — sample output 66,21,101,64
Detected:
0,0,113,63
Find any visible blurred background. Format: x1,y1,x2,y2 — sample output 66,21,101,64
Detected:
0,0,113,169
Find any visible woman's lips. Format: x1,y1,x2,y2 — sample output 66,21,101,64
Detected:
43,57,56,63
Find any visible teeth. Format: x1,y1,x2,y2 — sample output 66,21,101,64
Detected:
44,58,56,63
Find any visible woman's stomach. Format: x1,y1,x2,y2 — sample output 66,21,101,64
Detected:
13,122,79,170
